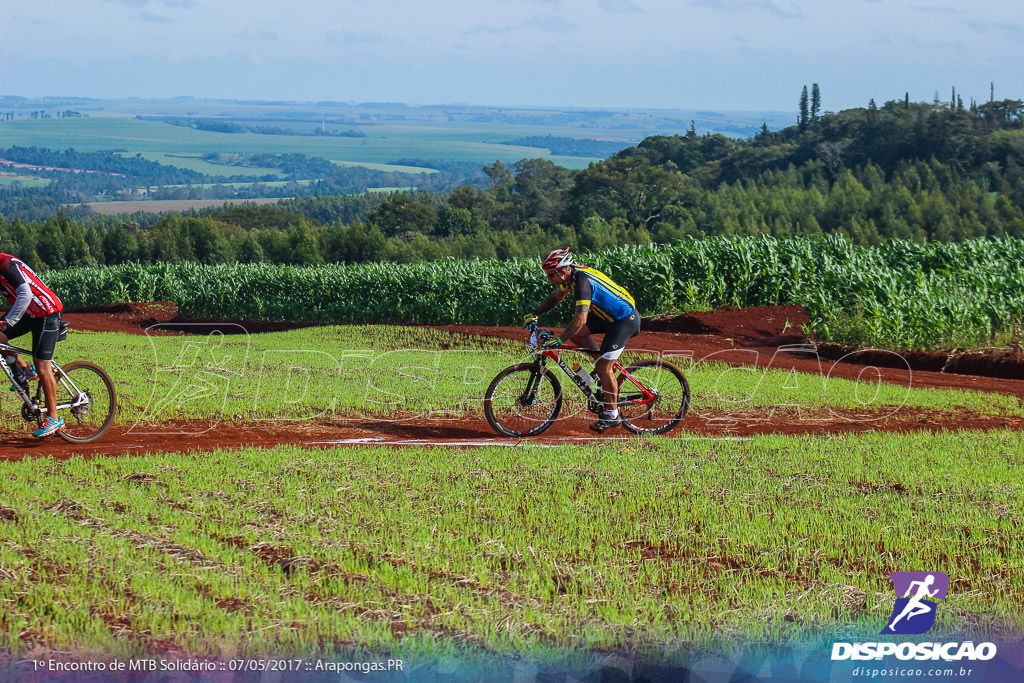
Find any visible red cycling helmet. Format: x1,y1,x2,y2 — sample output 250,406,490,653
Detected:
541,247,574,272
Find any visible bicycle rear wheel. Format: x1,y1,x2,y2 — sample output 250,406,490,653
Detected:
38,361,118,444
617,359,689,435
484,363,562,437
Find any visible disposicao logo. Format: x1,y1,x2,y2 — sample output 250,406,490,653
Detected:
883,571,948,635
831,570,997,663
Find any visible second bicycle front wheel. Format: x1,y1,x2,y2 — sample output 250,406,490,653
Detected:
40,361,118,444
617,359,690,435
483,363,562,437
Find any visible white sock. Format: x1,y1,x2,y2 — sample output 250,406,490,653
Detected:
604,409,619,419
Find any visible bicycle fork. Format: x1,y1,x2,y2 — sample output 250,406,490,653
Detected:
518,359,550,407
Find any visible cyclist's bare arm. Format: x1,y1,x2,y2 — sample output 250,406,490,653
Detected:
534,287,568,316
560,307,589,344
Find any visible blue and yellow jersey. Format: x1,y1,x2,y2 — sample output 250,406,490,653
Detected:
560,265,636,322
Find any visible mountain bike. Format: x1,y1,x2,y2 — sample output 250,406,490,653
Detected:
483,328,689,437
2,321,117,443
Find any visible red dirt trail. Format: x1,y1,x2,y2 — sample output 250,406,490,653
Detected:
0,302,1019,461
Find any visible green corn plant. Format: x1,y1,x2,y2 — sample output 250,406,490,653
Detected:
45,236,1024,351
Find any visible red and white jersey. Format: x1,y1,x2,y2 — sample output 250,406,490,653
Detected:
0,253,63,320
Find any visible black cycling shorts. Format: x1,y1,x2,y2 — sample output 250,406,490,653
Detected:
2,313,62,361
586,310,640,359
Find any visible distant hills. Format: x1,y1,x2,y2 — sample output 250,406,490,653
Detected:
2,93,1022,272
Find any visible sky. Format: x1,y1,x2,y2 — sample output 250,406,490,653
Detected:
2,0,1022,113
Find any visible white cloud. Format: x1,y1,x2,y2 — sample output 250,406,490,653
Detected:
3,0,1022,110
598,0,642,12
966,19,1023,39
523,14,578,32
138,11,174,23
687,0,801,19
325,29,384,46
102,0,197,7
236,30,280,41
465,24,516,35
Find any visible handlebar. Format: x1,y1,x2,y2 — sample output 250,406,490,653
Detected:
527,328,557,350
527,328,600,355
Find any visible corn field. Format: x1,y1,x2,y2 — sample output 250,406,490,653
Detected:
46,235,1024,350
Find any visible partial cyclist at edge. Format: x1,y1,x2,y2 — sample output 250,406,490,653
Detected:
524,247,640,433
0,240,65,437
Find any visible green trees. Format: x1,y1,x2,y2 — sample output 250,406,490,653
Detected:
799,86,810,130
3,94,1024,269
567,156,697,230
5,148,1024,270
511,158,575,227
367,193,439,237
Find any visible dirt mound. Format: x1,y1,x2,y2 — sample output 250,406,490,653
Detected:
155,318,325,335
642,305,1024,381
818,344,1024,381
643,305,810,343
63,302,180,333
63,302,319,335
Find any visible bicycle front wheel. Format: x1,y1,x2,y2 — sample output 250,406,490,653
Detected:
483,363,562,437
617,359,689,435
40,361,118,444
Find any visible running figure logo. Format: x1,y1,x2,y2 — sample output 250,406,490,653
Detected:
883,571,949,635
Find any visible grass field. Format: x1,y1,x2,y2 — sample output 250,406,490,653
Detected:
1,431,1020,662
1,325,1021,671
19,326,1021,431
0,176,48,188
0,118,595,171
125,154,435,177
81,198,288,216
124,152,287,178
157,180,316,190
331,160,437,174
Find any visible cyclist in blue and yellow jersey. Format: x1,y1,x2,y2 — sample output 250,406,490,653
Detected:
524,247,640,433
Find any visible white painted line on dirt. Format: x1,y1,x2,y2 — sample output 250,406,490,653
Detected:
305,438,552,448
307,437,389,445
304,435,752,447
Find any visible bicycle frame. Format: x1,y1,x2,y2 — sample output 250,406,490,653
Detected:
526,330,658,409
0,341,87,416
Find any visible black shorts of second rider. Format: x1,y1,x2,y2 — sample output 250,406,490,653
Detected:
585,310,640,358
2,313,62,360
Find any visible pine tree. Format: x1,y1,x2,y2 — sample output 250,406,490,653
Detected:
799,85,810,130
811,83,821,121
867,98,878,122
